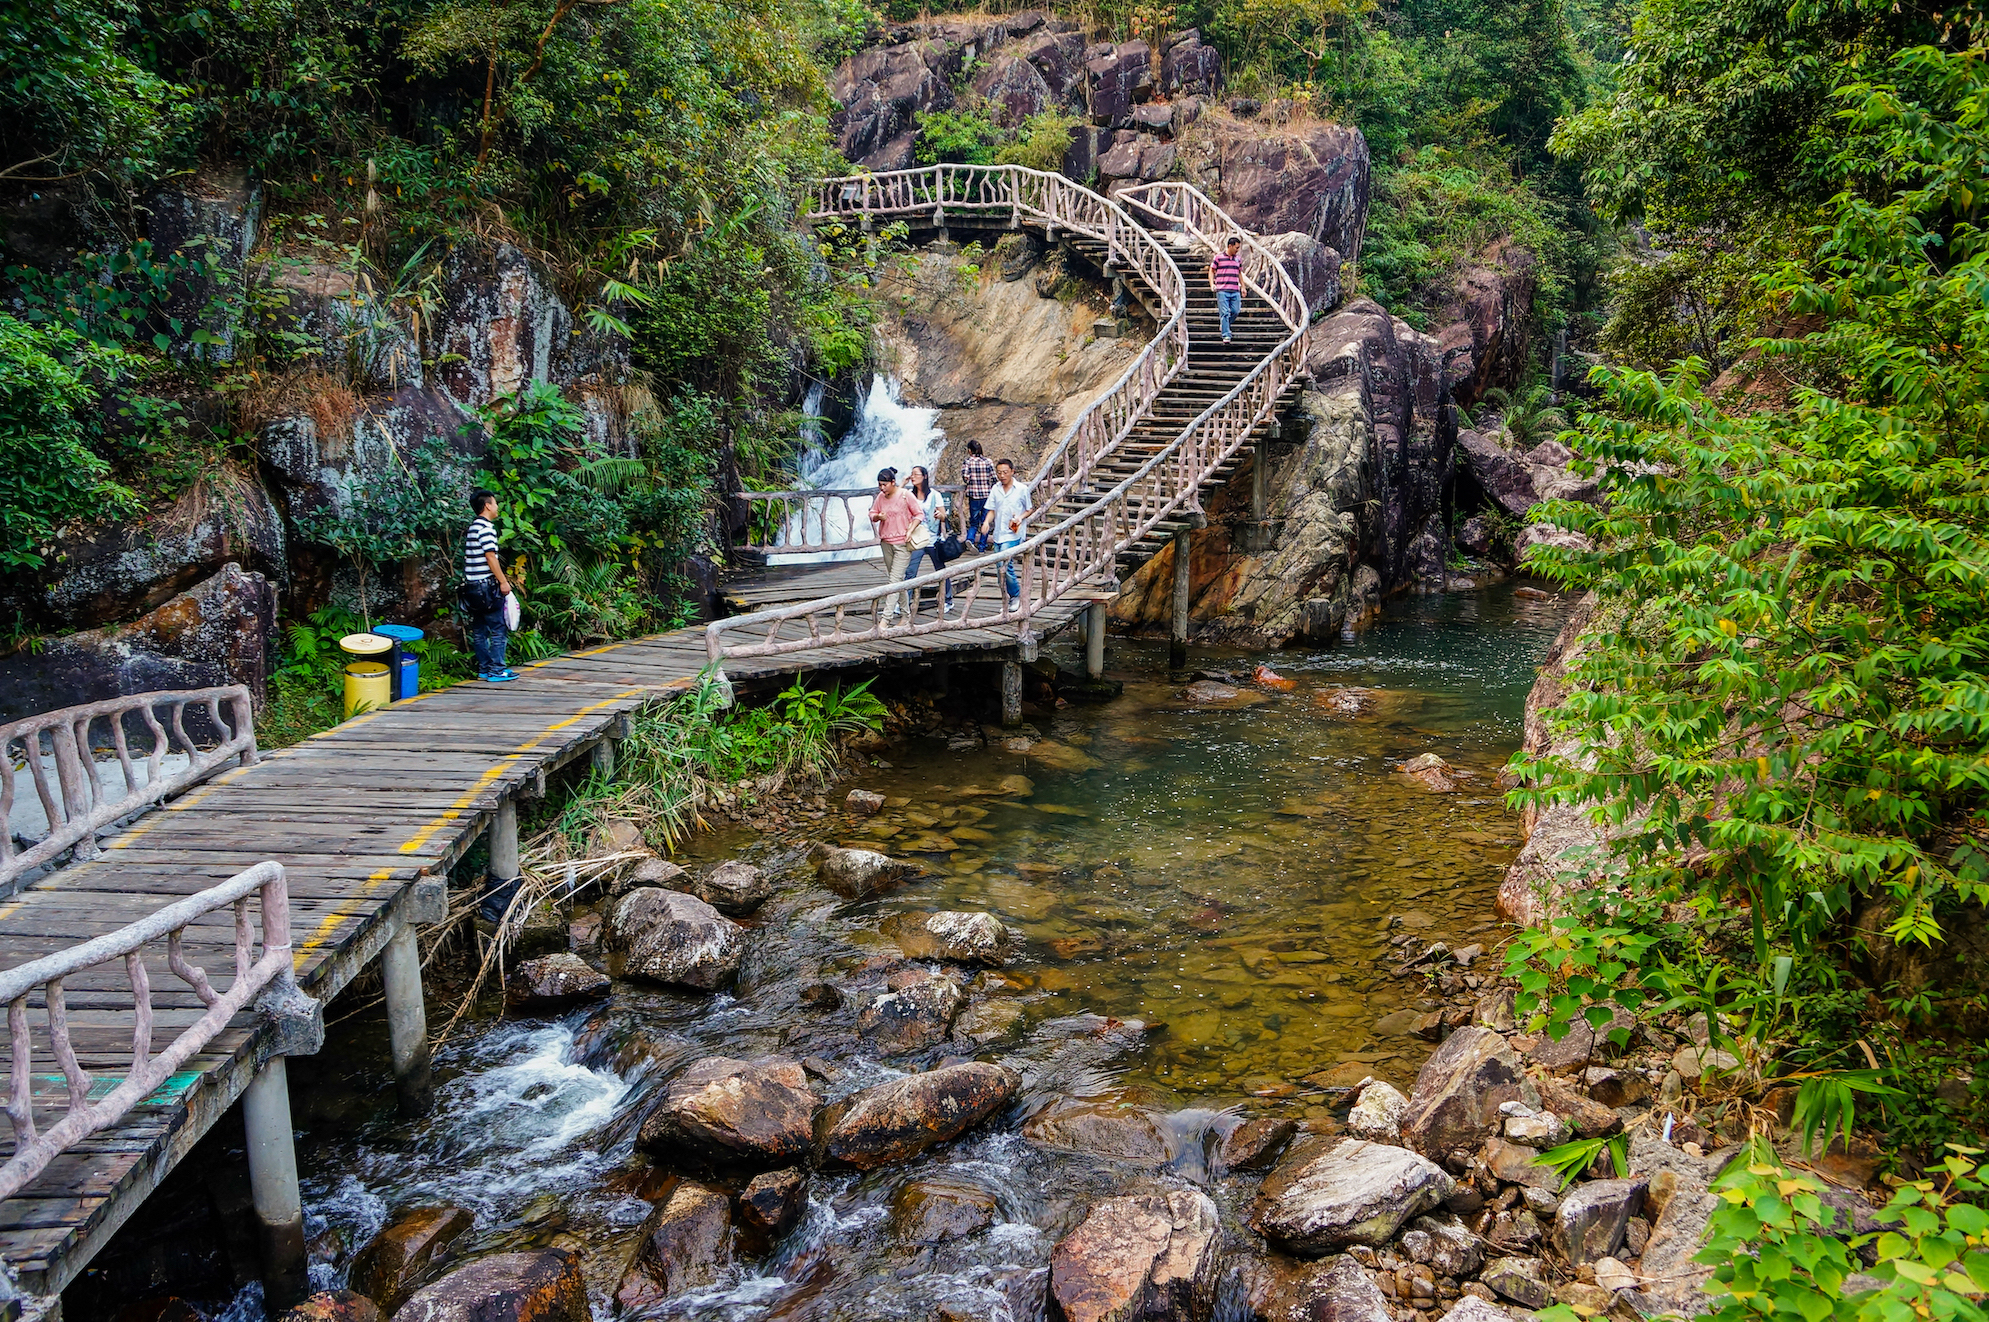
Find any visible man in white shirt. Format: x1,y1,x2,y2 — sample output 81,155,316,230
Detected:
981,459,1034,604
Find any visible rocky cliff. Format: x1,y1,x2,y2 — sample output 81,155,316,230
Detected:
1,168,634,723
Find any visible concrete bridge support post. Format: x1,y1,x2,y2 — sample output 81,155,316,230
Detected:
242,1058,308,1312
1086,603,1107,681
1170,531,1192,670
490,798,521,881
1250,447,1268,551
1001,660,1023,726
591,737,616,782
381,918,433,1116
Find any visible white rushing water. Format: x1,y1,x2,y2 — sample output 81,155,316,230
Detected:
773,375,946,564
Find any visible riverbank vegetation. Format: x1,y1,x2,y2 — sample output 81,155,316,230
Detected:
1512,40,1989,1179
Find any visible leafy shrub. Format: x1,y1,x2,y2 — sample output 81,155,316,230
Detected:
994,110,1085,173
915,107,1003,165
0,315,141,570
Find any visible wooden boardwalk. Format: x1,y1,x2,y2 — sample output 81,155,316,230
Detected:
0,558,1089,1301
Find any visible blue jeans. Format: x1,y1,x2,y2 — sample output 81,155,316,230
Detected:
469,609,509,674
904,543,952,610
994,539,1022,600
1218,289,1242,339
967,497,988,550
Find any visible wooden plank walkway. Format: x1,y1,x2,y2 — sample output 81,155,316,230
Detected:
0,559,1090,1299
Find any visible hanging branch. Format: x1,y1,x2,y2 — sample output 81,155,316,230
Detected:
475,0,626,171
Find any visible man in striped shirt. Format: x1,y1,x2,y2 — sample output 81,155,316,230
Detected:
960,439,996,551
1210,236,1244,343
461,489,517,682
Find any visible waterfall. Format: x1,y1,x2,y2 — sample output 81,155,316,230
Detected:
774,375,946,564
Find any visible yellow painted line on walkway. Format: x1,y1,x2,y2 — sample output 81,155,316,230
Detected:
298,866,397,959
396,758,521,856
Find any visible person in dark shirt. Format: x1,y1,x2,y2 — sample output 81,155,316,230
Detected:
960,439,996,551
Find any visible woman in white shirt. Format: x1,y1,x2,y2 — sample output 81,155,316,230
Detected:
902,466,955,618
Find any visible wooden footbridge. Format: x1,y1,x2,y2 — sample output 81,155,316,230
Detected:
0,167,1309,1319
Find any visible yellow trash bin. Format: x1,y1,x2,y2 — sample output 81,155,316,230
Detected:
338,633,395,719
343,661,391,718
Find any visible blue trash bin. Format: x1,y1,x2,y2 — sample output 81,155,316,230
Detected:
372,624,425,700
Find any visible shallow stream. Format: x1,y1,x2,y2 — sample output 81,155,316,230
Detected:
281,586,1574,1320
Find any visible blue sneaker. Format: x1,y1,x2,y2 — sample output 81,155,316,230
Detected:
498,667,519,679
482,670,515,683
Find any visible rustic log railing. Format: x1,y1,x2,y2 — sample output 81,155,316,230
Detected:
707,176,1309,662
0,861,319,1204
0,687,259,894
1113,181,1312,331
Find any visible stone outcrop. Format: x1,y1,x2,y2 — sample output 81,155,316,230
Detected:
857,972,965,1054
817,847,918,900
685,861,773,915
0,563,276,728
637,1056,819,1168
1050,1189,1221,1322
830,41,958,170
1260,232,1342,317
601,888,744,990
279,1293,381,1322
739,1168,807,1234
892,1176,1000,1244
1021,1096,1171,1164
885,910,1015,964
973,55,1056,128
1178,113,1370,261
819,1062,1019,1170
394,1250,588,1322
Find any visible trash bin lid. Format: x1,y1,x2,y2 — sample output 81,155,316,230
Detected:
373,624,424,642
339,633,393,656
345,661,390,676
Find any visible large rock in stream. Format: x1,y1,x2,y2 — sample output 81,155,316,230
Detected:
818,846,918,899
602,888,743,990
613,1181,732,1311
1050,1189,1221,1322
820,1062,1020,1170
637,1056,819,1169
1250,1136,1455,1253
394,1250,588,1322
1398,1026,1539,1159
346,1204,471,1313
1234,1252,1392,1322
857,973,965,1054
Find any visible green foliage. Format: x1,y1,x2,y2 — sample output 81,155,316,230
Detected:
1533,1134,1628,1189
1507,44,1989,1160
915,106,1003,165
0,0,187,190
1598,241,1764,374
293,435,463,626
994,109,1085,173
1482,384,1569,448
0,314,142,570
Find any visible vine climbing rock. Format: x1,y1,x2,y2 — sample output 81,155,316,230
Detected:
1049,1189,1221,1322
636,1057,819,1169
601,888,745,990
393,1250,589,1322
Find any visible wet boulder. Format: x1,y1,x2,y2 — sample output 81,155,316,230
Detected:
846,788,885,815
1345,1079,1408,1142
394,1250,588,1322
1399,1026,1539,1159
504,953,610,1014
1400,752,1457,792
278,1293,380,1322
857,973,965,1054
1250,1136,1455,1254
821,1061,1021,1170
739,1168,807,1235
612,1182,732,1312
1215,1116,1296,1173
888,910,1016,965
818,847,917,899
1050,1189,1220,1322
891,1176,1000,1244
601,888,743,990
346,1204,471,1314
686,861,773,916
637,1056,818,1169
1021,1096,1171,1164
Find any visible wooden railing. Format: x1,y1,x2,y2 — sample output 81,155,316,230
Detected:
1114,182,1311,333
1,688,259,894
706,177,1310,662
0,861,319,1203
740,486,972,558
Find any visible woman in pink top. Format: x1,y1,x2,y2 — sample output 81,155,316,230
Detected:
868,466,926,623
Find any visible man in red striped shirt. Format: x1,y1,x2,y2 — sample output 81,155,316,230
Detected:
1209,236,1244,342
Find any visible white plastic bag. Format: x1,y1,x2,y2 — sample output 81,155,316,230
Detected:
503,591,521,631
